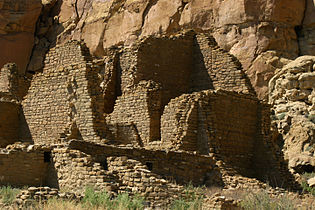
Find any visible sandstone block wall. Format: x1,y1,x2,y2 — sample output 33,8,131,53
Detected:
0,145,50,187
51,143,213,207
0,63,19,94
192,34,254,94
161,90,259,176
106,81,162,144
118,31,253,109
107,31,255,147
22,41,107,145
69,140,222,187
52,147,119,193
0,99,20,147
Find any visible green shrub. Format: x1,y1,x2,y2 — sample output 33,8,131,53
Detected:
240,191,294,210
82,186,111,208
301,182,315,196
170,183,203,210
300,173,315,196
0,186,20,205
113,193,144,210
82,187,144,210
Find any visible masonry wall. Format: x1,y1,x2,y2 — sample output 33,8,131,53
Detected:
161,90,259,176
0,147,50,187
52,147,119,193
192,34,254,95
0,100,20,147
251,104,299,189
119,33,194,108
22,41,107,145
106,81,162,144
52,145,187,207
68,140,222,187
161,94,199,151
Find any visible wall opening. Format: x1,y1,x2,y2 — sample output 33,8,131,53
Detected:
101,160,108,171
44,152,51,163
146,162,153,171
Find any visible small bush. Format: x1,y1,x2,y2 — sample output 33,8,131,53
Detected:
82,187,144,210
0,186,20,204
170,183,203,210
82,186,111,208
300,172,315,196
301,182,315,196
240,191,294,210
113,193,144,210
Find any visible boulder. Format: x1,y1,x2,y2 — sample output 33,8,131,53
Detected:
269,56,315,174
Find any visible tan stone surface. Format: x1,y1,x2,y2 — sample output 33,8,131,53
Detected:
308,177,315,187
0,0,313,99
26,0,310,99
269,56,315,174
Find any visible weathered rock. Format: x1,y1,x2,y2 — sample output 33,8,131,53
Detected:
308,177,315,187
298,0,315,56
24,0,312,99
0,0,42,74
269,56,315,174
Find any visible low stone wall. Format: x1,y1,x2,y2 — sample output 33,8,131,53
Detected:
0,144,50,187
51,143,206,207
68,140,222,187
0,63,18,94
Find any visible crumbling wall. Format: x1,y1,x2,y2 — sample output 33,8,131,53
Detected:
52,145,187,207
252,103,299,189
119,33,194,108
69,140,222,187
192,34,254,94
52,147,119,193
106,81,162,144
161,90,259,176
22,41,107,145
161,94,199,151
0,100,20,147
0,145,50,187
0,63,18,94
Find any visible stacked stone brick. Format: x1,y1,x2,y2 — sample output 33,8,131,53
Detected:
0,30,300,207
22,41,107,145
106,80,162,144
0,63,21,147
0,143,50,187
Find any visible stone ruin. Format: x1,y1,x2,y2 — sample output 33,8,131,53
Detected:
0,31,299,207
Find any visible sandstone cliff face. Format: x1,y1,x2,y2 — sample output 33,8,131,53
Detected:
0,0,42,75
28,0,315,100
269,56,315,174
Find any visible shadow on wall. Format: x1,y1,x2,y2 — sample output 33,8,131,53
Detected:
19,108,33,144
190,36,214,92
251,105,301,191
45,157,60,189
